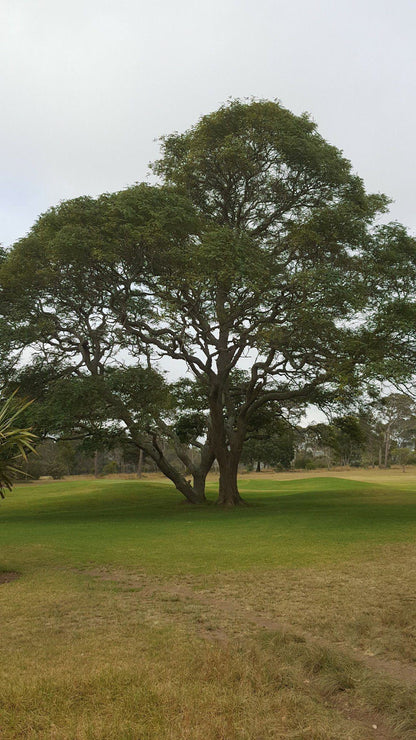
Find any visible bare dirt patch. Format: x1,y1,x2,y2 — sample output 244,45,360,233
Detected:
0,571,19,585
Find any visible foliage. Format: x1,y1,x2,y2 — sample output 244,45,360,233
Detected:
0,393,37,496
102,460,119,475
0,187,214,502
392,445,414,471
21,439,72,480
304,415,367,467
371,394,416,467
241,411,295,470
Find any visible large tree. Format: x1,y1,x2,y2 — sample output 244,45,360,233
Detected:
2,99,415,504
116,99,414,503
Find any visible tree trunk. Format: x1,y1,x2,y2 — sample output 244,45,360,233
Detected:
384,423,391,468
256,460,261,472
217,452,244,505
130,435,207,504
192,470,208,501
192,443,215,502
153,451,206,504
137,449,143,478
94,450,99,478
101,383,208,504
208,394,246,505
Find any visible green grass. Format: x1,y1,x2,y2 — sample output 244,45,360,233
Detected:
2,476,416,575
2,475,416,739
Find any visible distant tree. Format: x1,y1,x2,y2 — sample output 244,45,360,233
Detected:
392,446,413,472
241,410,296,471
21,439,72,480
303,414,367,467
372,394,416,468
331,415,367,466
301,422,337,468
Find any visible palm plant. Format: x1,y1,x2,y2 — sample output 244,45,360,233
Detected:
0,392,37,498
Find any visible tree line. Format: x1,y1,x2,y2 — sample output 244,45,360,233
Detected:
14,391,416,480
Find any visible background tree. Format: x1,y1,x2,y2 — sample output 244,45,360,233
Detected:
391,446,413,472
372,394,416,468
241,411,295,471
302,415,367,468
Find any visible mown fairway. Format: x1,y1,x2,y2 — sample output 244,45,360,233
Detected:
1,473,416,739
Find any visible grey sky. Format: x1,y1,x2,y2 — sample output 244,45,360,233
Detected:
1,0,415,247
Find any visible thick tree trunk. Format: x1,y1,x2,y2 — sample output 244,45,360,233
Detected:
209,394,246,505
154,451,206,503
256,460,261,472
99,385,208,504
217,452,244,505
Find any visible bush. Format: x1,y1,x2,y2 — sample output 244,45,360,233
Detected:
293,454,312,469
103,460,119,475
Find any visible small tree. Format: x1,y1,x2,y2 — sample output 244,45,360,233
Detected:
0,394,37,497
392,446,413,472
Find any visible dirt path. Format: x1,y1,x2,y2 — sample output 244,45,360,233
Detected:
85,565,416,739
155,578,416,686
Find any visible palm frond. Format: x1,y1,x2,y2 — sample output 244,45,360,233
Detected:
0,391,38,497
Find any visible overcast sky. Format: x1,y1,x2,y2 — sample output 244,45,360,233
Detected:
1,0,415,249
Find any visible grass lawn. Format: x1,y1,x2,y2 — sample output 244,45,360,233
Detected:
1,473,416,738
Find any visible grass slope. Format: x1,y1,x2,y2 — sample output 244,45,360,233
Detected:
2,476,416,574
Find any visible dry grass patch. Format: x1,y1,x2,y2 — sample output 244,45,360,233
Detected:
178,543,416,666
79,554,416,738
0,573,378,740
